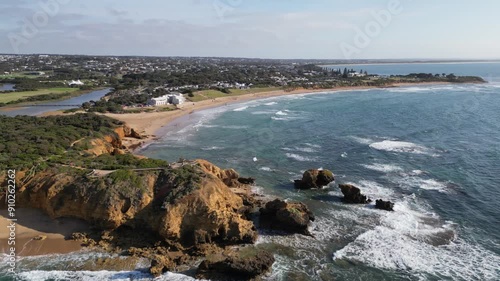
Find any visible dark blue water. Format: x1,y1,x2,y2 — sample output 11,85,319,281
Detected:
327,62,500,82
0,88,111,116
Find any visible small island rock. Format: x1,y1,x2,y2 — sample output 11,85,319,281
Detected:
259,199,315,235
294,169,335,189
339,184,371,204
375,199,395,211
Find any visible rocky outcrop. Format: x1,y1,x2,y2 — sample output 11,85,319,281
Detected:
16,161,257,251
294,169,334,189
196,248,275,281
85,125,143,156
375,199,394,211
196,159,242,187
259,199,314,236
238,177,255,185
339,184,371,204
149,255,175,277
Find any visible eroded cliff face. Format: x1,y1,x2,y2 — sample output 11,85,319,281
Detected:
86,125,142,156
16,160,257,250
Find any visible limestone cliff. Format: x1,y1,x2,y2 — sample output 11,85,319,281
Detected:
86,125,142,156
16,161,257,250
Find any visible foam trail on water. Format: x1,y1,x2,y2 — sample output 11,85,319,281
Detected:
369,140,437,155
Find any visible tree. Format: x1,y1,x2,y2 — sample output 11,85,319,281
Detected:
342,68,348,78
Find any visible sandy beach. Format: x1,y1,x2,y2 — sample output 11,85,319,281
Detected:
102,82,451,152
0,209,89,256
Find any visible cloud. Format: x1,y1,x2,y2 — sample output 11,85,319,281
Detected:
107,8,128,17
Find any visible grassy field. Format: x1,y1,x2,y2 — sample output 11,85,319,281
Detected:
0,87,79,103
188,87,281,102
0,72,52,79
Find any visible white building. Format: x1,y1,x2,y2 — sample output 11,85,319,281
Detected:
69,80,84,86
148,92,185,106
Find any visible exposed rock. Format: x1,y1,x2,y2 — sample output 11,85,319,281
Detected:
259,199,314,235
375,199,394,211
238,177,255,185
149,255,175,277
196,248,274,281
339,184,371,204
196,159,241,187
33,235,47,241
294,169,334,189
17,161,257,252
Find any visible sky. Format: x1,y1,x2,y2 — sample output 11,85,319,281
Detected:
1,0,499,59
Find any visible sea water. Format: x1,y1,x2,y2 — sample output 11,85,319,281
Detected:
3,63,500,280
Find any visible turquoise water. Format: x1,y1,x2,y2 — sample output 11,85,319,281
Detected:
3,64,500,280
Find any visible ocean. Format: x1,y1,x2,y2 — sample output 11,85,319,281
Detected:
2,63,500,280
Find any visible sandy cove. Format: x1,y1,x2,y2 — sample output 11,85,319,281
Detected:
103,82,451,152
0,209,90,256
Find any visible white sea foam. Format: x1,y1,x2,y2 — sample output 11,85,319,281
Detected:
251,110,275,115
264,102,278,106
341,152,348,158
392,173,449,193
332,193,500,280
14,270,200,281
387,86,433,93
282,146,317,153
233,106,249,111
333,228,499,280
275,110,288,116
362,163,403,173
259,166,273,172
271,116,289,121
285,153,317,162
201,146,224,151
304,143,321,148
350,136,374,145
369,140,436,155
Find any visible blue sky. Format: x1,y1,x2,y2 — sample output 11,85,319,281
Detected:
1,0,499,59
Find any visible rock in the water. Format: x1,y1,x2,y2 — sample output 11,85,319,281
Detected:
259,199,314,235
375,199,394,211
238,177,255,185
149,255,175,277
294,169,334,189
339,184,371,204
196,248,274,281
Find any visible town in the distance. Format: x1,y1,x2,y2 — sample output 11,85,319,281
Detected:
0,54,484,112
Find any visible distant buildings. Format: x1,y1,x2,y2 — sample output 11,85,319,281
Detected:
148,92,185,106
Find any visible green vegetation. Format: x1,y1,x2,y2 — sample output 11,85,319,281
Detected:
0,114,123,170
0,87,78,104
50,153,169,170
188,87,280,102
161,165,203,208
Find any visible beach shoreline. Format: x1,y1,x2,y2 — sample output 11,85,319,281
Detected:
102,82,453,154
0,209,89,256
